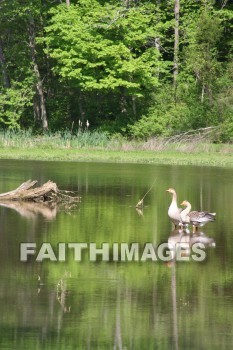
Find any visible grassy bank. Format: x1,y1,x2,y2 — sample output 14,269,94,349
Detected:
0,148,233,167
0,130,232,167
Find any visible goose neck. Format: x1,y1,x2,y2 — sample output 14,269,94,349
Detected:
171,192,177,204
184,202,191,215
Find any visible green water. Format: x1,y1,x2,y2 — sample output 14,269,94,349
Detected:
0,160,232,349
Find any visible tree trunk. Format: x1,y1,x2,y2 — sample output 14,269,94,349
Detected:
0,38,11,88
66,0,70,7
33,94,40,122
28,16,48,131
132,96,137,117
78,92,85,124
173,0,180,90
221,0,229,9
201,84,205,103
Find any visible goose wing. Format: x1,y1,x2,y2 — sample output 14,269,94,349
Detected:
188,211,216,224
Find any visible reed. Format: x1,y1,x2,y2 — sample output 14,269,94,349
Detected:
0,128,232,154
0,129,110,149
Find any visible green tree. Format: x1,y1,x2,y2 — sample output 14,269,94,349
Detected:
43,0,168,130
0,0,232,139
0,0,51,130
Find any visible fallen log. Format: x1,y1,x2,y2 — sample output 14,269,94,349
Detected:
0,180,81,203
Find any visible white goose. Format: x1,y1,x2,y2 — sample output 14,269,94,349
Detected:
180,200,216,231
166,188,182,228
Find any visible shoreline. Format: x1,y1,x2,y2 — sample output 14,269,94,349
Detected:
0,148,232,168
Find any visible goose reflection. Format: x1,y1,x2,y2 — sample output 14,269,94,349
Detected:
191,232,216,248
168,229,191,260
168,229,215,262
168,229,215,350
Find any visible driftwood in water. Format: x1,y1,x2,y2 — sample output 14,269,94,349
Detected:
135,178,157,209
0,180,81,203
135,199,144,209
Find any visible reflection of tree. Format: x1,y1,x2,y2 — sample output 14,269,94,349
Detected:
56,272,71,345
168,230,215,350
114,284,123,350
57,272,71,313
168,228,216,350
171,262,179,350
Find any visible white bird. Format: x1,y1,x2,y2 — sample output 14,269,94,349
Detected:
180,200,216,231
166,188,182,229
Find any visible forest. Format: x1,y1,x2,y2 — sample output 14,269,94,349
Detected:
0,0,232,141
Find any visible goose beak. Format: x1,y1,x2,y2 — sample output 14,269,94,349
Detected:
180,201,185,206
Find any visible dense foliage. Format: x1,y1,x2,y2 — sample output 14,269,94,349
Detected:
0,0,232,141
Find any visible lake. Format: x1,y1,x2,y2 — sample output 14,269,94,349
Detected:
0,159,232,349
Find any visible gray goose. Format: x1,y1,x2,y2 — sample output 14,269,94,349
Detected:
166,188,182,228
180,200,216,231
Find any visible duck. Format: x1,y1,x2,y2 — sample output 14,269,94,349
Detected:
180,200,216,231
166,188,182,229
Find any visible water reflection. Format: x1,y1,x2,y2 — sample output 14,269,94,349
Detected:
56,272,72,313
114,285,123,350
135,207,144,217
0,201,79,220
168,229,216,261
0,201,57,220
168,229,216,350
171,261,179,350
0,160,233,349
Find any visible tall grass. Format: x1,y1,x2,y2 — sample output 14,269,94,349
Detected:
0,128,232,154
0,129,110,149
